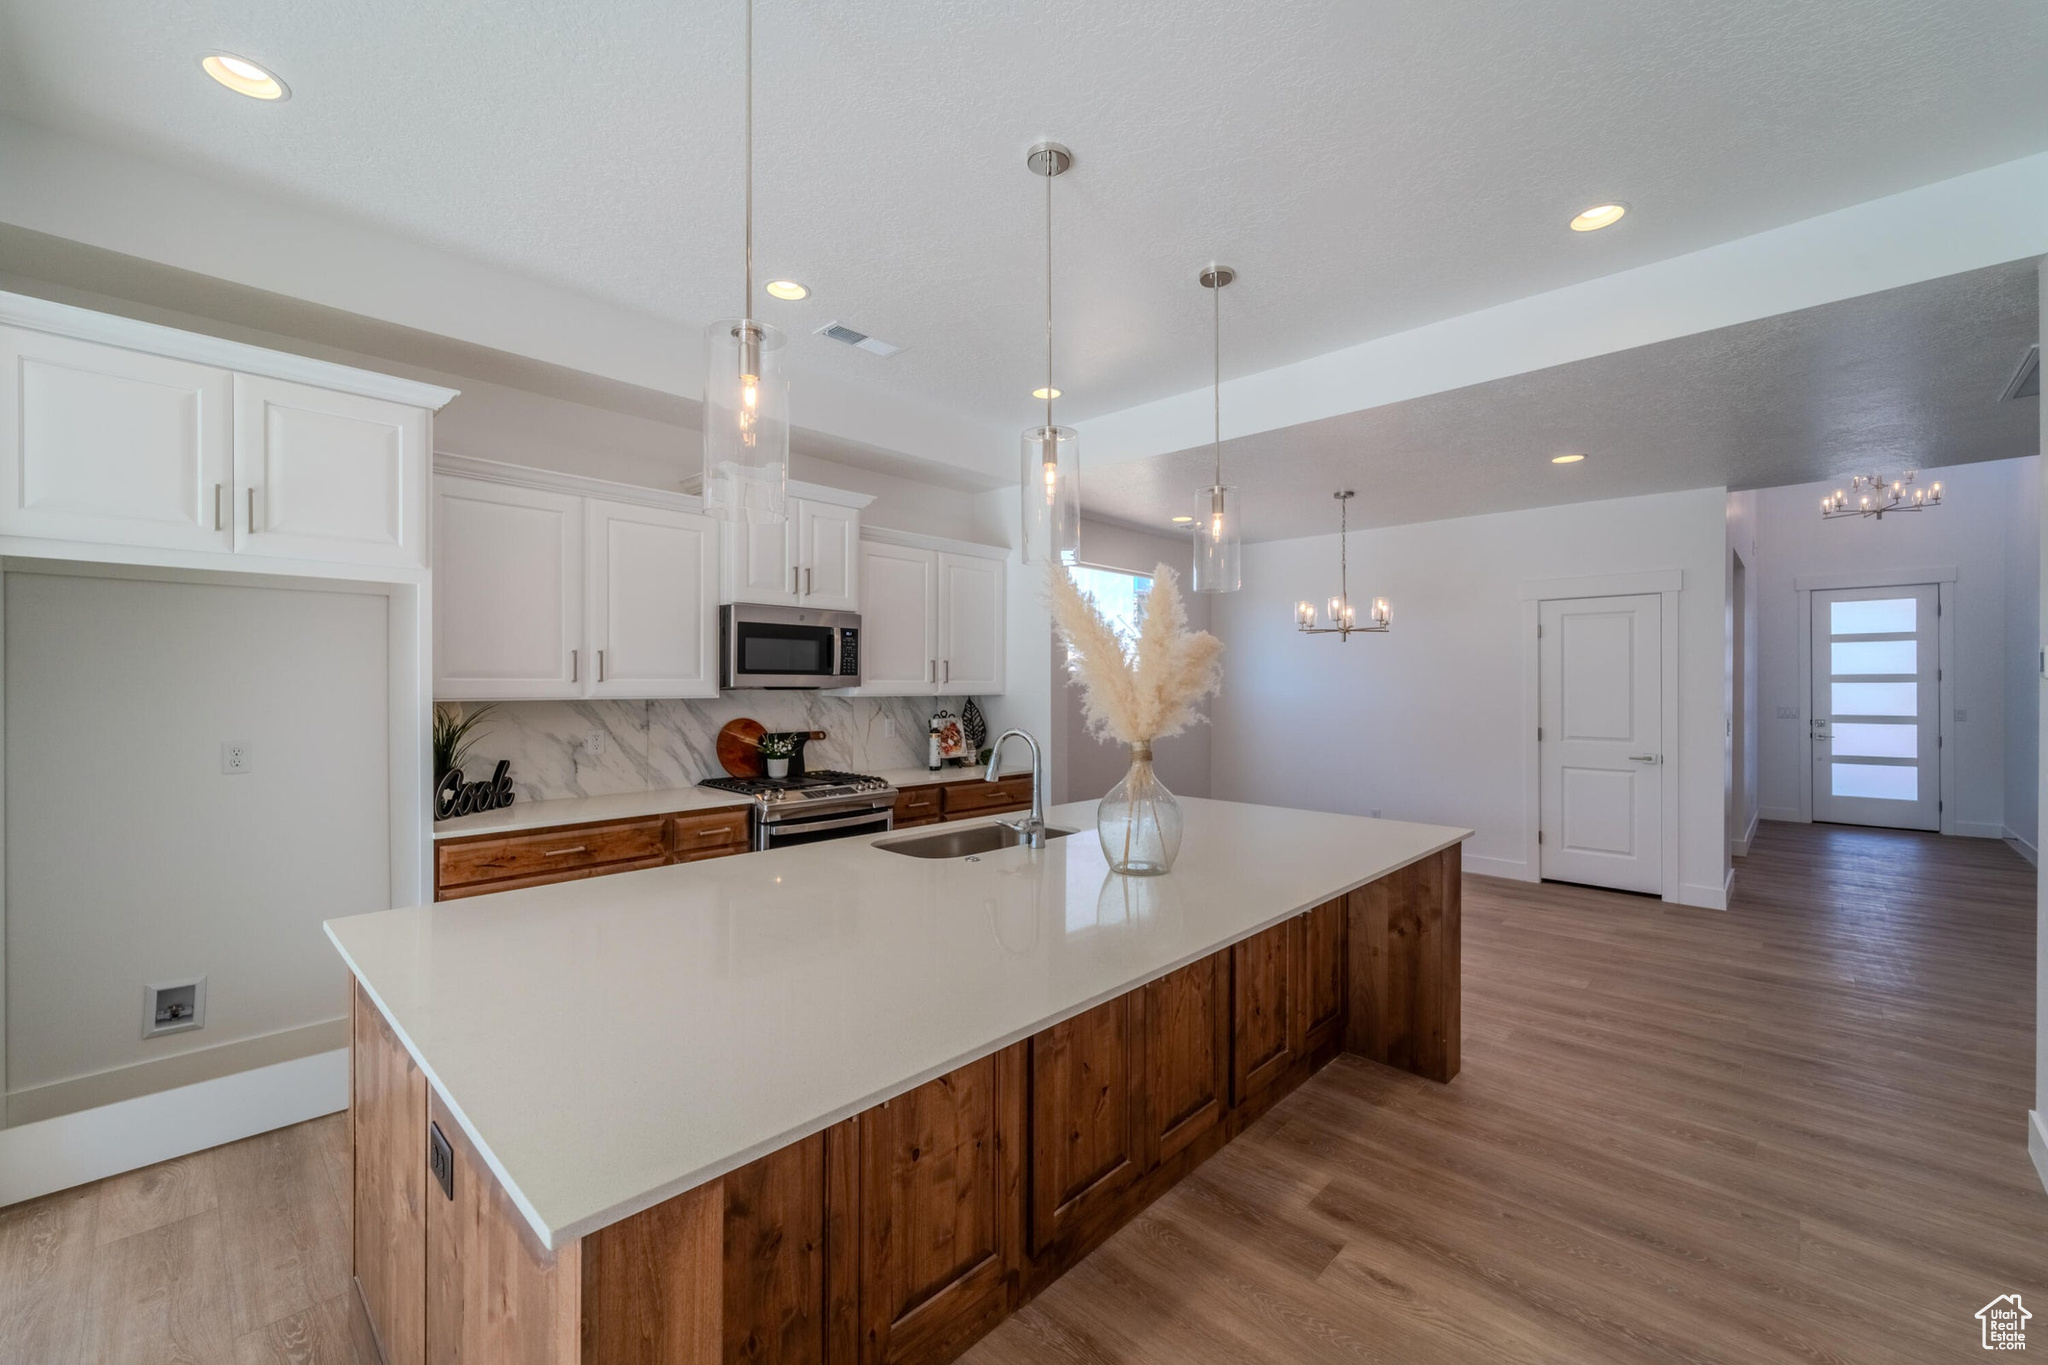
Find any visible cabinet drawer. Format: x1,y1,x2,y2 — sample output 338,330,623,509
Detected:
893,784,942,826
436,817,667,892
941,775,1032,819
672,807,751,862
436,855,668,901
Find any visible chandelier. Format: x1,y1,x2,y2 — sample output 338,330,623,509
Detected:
1294,491,1389,638
1821,471,1942,521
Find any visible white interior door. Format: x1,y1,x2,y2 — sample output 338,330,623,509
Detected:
586,498,719,698
433,476,583,698
1810,585,1939,830
1539,594,1663,894
854,542,937,694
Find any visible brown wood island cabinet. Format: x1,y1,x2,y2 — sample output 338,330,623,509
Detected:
891,774,1032,830
353,843,1461,1365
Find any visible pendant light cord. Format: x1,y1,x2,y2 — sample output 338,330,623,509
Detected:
1212,274,1221,488
1044,155,1054,434
1339,494,1349,613
743,0,753,318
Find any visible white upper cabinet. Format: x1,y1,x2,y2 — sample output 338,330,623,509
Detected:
0,326,233,553
0,296,453,572
796,499,860,611
434,477,583,699
716,487,867,608
937,552,1005,694
859,541,940,693
725,514,796,605
235,374,426,567
844,536,1006,697
586,498,719,698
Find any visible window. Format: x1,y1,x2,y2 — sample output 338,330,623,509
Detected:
1065,564,1153,660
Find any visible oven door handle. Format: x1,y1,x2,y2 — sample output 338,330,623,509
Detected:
762,810,893,838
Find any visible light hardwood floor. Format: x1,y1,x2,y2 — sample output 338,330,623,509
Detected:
2,821,2039,1363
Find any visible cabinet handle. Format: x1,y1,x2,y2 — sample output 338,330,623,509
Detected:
571,649,579,682
805,566,812,596
791,566,798,594
214,484,224,531
929,659,936,684
598,649,606,683
542,845,590,857
247,487,259,533
943,659,950,685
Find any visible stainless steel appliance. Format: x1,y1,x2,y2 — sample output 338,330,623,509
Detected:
698,770,896,851
719,603,861,689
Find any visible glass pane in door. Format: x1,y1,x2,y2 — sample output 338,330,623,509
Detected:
1831,763,1917,800
1830,597,1916,634
1830,640,1916,674
1831,723,1917,759
1831,681,1918,715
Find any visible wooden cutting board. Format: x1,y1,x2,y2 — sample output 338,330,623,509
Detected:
716,720,829,778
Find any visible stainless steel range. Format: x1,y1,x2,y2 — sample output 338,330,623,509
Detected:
698,770,897,851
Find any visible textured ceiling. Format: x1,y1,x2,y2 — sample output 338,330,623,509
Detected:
2,0,2045,437
1082,261,2042,541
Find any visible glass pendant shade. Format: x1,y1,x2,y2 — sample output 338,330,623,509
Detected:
1021,424,1081,564
1192,484,1241,592
702,317,789,522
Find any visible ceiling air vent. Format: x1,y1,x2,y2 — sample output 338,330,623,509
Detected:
815,321,901,357
2002,344,2039,402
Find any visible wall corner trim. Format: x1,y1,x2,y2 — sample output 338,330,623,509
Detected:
2030,1110,2048,1198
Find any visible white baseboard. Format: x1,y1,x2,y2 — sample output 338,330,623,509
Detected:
1759,805,1801,824
1462,853,1532,881
2031,1111,2048,1198
1952,820,2007,840
0,1047,347,1207
1676,879,1729,911
2002,827,2039,865
1730,809,1759,858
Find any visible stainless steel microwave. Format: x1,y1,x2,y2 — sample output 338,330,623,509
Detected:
719,603,862,689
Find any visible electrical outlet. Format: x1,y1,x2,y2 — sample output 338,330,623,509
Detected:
221,741,252,774
883,718,896,738
581,730,604,758
1954,707,1968,722
1369,809,1383,819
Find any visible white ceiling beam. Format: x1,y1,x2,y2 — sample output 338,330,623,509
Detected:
0,119,1010,483
1083,152,2048,468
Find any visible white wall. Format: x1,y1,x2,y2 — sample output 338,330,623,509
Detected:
4,570,390,1125
1209,486,1729,903
2005,460,2040,858
1752,457,2038,836
1055,520,1215,804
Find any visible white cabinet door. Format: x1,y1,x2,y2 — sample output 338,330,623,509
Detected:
234,374,425,567
796,499,860,611
722,513,797,605
0,326,233,552
433,477,584,698
857,542,938,694
586,498,719,699
937,553,1005,694
1538,593,1662,894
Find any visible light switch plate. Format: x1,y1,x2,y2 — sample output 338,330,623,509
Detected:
1775,705,1800,720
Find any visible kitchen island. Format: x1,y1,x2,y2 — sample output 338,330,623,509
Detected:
329,796,1468,1365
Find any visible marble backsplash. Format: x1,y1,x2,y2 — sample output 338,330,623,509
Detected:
446,694,973,802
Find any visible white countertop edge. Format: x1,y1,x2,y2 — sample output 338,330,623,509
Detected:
338,814,1471,1251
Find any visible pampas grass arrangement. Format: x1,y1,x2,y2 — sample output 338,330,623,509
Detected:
1049,561,1223,745
1050,562,1223,874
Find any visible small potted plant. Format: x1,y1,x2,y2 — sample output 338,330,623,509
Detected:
757,732,797,780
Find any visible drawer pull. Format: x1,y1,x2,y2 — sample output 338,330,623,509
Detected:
541,845,590,857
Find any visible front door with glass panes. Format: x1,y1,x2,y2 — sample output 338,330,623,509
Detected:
1810,584,1939,830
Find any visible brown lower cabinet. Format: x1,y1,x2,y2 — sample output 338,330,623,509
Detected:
434,806,752,900
353,844,1461,1365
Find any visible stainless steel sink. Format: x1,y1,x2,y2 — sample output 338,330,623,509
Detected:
875,823,1077,859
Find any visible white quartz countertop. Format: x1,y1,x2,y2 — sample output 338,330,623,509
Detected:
330,798,1468,1250
431,765,1030,840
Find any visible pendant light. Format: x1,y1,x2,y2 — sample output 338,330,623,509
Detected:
1192,265,1241,592
1021,142,1080,564
703,0,789,524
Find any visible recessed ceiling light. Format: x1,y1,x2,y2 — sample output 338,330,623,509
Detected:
764,280,808,301
1170,515,1194,523
1032,386,1062,400
1569,203,1626,232
200,53,289,101
1551,453,1586,464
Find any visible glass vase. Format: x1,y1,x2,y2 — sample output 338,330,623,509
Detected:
1096,744,1183,875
